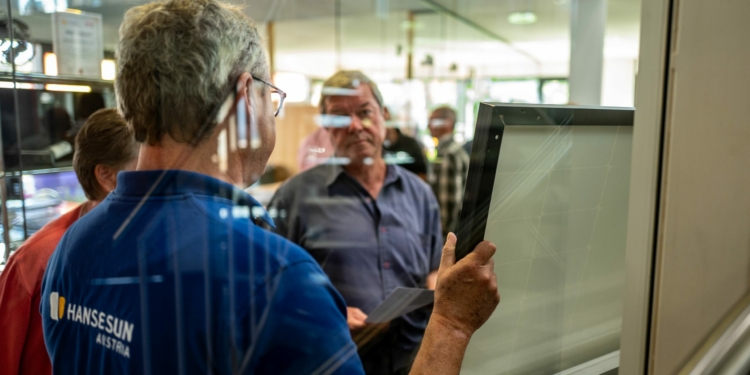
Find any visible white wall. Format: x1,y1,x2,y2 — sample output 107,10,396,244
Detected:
648,0,750,373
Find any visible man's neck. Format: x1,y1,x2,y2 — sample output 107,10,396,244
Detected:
437,132,454,144
136,135,242,186
343,156,387,199
78,200,100,218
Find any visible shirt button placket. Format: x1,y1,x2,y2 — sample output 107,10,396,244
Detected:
380,226,389,270
379,225,396,296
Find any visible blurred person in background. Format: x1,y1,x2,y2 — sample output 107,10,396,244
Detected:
0,108,138,375
41,2,499,375
13,107,74,152
267,70,443,375
45,107,74,146
382,107,429,182
428,106,470,238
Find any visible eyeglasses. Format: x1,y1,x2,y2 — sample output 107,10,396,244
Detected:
252,76,286,117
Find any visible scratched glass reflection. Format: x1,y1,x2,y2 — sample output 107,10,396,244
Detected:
461,125,633,375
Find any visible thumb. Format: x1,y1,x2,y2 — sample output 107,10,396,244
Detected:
440,233,457,269
464,241,497,266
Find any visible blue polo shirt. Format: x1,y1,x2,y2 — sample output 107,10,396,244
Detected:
40,170,363,375
267,164,442,373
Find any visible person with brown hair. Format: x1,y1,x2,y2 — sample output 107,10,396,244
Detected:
0,108,138,375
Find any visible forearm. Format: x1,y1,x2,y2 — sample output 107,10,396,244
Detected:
409,314,472,375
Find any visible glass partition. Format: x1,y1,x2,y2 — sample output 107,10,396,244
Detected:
0,0,643,374
0,0,118,263
459,103,633,374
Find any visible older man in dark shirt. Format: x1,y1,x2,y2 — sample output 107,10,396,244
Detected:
267,70,441,375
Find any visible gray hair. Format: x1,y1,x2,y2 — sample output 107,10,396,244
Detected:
116,0,268,145
319,70,384,114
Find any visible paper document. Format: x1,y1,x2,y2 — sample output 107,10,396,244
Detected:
365,287,434,324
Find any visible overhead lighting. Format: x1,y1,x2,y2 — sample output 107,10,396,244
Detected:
400,20,424,30
101,59,116,80
44,53,58,76
0,81,37,90
508,11,537,25
33,0,69,14
45,84,92,93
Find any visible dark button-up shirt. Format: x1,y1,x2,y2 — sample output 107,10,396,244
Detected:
267,163,442,373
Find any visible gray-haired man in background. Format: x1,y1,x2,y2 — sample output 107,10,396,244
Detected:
268,71,468,374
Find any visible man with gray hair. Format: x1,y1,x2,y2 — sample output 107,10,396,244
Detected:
41,2,499,375
268,70,449,374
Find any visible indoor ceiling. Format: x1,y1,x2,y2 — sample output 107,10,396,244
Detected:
6,0,642,79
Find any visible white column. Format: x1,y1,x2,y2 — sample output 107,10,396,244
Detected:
568,0,607,106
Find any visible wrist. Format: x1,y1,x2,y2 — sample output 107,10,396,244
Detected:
428,313,474,344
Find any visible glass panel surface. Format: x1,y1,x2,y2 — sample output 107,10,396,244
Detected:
462,124,633,374
0,0,642,374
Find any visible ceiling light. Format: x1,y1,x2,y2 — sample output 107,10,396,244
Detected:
19,0,69,15
45,84,91,93
101,59,116,80
400,21,424,30
0,81,37,90
508,11,537,25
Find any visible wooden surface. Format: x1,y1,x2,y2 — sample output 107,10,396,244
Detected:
268,103,321,178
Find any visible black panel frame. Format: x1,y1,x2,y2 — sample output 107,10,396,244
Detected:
454,103,635,260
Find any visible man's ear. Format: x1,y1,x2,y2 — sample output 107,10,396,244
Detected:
235,72,254,111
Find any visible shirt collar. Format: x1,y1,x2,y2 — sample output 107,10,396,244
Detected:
114,170,275,228
323,163,402,188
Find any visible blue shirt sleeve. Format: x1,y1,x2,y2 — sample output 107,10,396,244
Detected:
249,261,364,375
